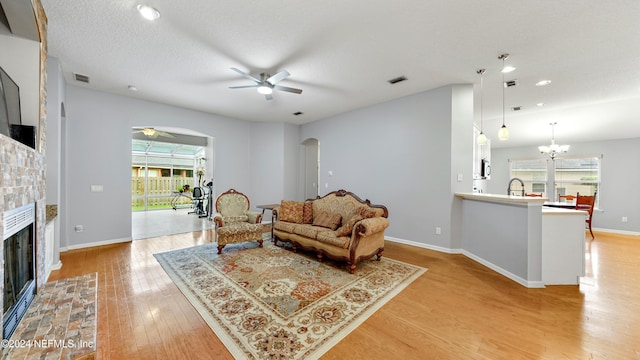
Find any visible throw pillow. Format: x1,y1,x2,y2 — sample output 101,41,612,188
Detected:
313,212,342,230
336,214,364,237
302,201,313,224
279,200,304,223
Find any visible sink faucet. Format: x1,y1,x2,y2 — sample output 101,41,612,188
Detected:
507,177,525,196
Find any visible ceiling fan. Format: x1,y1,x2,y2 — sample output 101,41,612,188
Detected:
229,67,303,100
132,128,175,139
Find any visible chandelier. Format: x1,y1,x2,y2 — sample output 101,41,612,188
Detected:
538,122,569,159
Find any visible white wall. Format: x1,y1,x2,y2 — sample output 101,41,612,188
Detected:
249,122,286,209
0,33,39,127
489,138,640,234
300,85,474,249
62,85,264,249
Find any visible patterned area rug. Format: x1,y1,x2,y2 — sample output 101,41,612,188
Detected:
154,240,426,359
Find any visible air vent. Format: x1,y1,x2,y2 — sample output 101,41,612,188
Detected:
74,73,90,83
504,79,518,88
388,76,407,85
293,111,304,116
511,106,522,111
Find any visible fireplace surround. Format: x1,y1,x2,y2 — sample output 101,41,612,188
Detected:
2,203,36,340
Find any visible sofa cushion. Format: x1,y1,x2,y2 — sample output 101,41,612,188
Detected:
302,201,314,224
279,200,304,223
336,214,364,237
313,212,342,230
274,220,297,233
222,215,249,224
316,231,350,249
292,224,323,239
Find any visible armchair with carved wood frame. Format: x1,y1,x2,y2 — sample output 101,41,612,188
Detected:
212,189,264,253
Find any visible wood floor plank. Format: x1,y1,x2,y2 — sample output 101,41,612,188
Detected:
47,230,640,359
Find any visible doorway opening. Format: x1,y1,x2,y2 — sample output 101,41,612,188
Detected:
301,138,320,200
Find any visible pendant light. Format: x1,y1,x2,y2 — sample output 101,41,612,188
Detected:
498,53,510,141
476,69,487,145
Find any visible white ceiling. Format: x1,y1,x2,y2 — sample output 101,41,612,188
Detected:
41,0,640,148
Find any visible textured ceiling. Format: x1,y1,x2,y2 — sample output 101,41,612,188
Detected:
41,0,640,148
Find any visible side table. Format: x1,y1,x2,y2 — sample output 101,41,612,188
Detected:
256,204,279,241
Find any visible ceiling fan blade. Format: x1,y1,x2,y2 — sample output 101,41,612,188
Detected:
274,85,303,94
265,94,273,101
266,70,290,85
230,67,261,83
229,85,259,89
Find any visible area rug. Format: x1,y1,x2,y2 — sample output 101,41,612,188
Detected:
154,240,426,359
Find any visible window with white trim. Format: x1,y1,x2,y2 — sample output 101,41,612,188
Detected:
554,156,601,207
509,158,548,196
509,155,601,207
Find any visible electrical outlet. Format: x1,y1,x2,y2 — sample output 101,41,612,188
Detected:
622,217,628,223
435,227,442,235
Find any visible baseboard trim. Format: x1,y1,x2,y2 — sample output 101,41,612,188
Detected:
385,236,545,288
61,237,132,252
45,260,63,281
593,227,640,236
462,250,545,288
384,236,462,254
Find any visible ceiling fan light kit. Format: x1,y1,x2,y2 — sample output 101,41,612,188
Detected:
229,67,302,100
136,4,160,21
133,127,175,139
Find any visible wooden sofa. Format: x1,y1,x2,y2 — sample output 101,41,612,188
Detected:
273,189,389,273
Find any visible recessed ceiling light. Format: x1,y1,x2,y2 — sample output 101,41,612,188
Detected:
128,85,138,91
536,80,551,86
501,66,516,73
137,5,160,21
536,102,545,107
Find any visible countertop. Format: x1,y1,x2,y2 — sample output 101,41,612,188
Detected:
455,192,548,206
46,204,58,224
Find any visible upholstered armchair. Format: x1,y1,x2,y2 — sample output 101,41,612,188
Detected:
212,189,264,254
212,188,263,228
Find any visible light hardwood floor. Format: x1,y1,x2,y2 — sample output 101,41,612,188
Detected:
48,231,640,359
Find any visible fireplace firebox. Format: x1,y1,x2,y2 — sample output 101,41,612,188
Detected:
2,203,36,340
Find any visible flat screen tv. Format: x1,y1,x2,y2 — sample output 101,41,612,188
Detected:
0,65,22,138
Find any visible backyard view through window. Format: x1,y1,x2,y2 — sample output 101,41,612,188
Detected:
132,138,205,211
510,155,601,206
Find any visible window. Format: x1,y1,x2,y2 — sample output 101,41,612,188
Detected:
510,155,601,207
509,158,548,196
554,156,601,206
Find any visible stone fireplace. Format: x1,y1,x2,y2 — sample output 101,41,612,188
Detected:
2,203,36,339
0,0,49,341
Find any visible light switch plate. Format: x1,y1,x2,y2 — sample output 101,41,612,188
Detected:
91,184,104,192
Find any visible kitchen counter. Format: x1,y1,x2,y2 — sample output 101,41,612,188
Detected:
455,193,586,287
